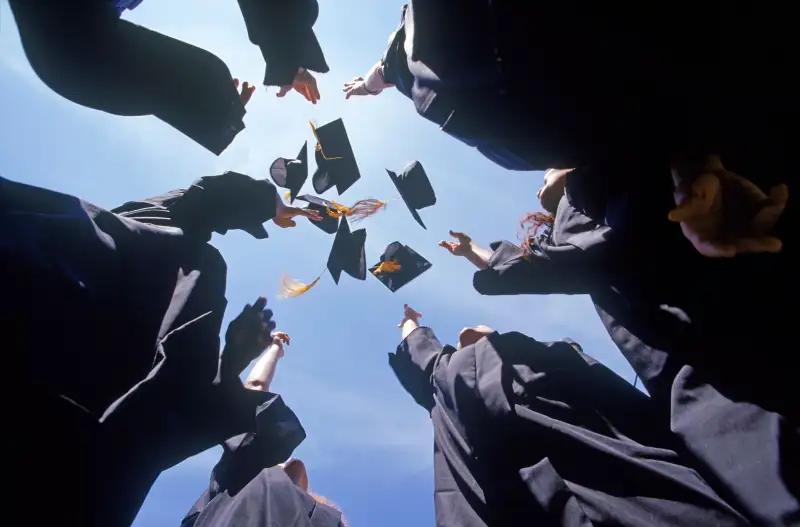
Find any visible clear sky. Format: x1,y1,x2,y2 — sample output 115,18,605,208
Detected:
0,1,638,525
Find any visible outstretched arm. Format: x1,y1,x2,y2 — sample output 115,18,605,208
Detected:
245,332,290,392
237,0,329,87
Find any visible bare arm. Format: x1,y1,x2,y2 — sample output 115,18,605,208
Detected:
244,332,290,392
439,231,492,270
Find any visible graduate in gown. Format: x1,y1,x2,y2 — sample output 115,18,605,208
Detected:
8,0,328,154
438,165,797,524
2,172,319,418
342,3,791,172
390,304,746,526
182,331,346,527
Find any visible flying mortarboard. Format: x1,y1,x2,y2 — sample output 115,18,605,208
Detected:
296,193,390,232
370,242,432,292
386,161,437,229
269,142,308,204
279,217,367,298
294,194,340,234
310,119,361,196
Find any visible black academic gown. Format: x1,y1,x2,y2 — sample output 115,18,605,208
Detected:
472,177,799,524
379,2,790,171
8,0,328,155
1,175,279,526
389,328,747,526
181,396,344,527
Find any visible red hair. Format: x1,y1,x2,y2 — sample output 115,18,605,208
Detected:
519,211,555,252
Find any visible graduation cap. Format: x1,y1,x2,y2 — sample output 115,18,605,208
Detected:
295,194,339,234
386,161,437,229
310,119,361,196
279,217,367,298
296,194,389,232
370,242,432,292
269,142,308,203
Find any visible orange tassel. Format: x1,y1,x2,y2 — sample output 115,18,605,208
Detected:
325,199,387,223
283,191,292,200
373,260,402,274
278,274,322,299
346,199,388,224
309,121,343,161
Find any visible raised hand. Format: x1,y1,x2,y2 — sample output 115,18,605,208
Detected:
276,68,320,104
669,156,788,257
270,331,291,359
233,78,256,106
397,304,423,328
273,200,322,229
223,297,276,375
438,231,474,256
343,77,371,99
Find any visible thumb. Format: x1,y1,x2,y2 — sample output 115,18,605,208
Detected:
276,86,291,98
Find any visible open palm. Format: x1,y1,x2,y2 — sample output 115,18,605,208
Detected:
438,231,473,256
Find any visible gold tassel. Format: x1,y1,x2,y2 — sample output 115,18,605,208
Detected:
374,260,402,274
325,201,351,219
278,273,322,299
325,199,388,223
284,191,292,200
309,121,343,161
346,199,388,224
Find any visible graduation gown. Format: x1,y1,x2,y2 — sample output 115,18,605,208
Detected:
181,396,344,527
1,175,280,525
472,177,799,524
379,2,790,171
8,0,328,154
389,328,746,526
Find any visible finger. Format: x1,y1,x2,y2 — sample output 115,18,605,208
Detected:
309,82,321,103
262,309,274,323
695,239,737,258
734,236,782,254
233,78,240,89
266,320,277,334
449,230,467,241
724,172,768,201
668,173,719,222
768,184,789,206
253,297,267,312
276,86,290,98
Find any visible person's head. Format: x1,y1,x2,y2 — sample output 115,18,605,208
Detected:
458,325,494,349
281,458,348,524
537,168,573,215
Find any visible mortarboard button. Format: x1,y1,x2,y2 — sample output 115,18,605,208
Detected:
310,119,361,196
370,242,432,292
269,142,308,204
386,161,437,229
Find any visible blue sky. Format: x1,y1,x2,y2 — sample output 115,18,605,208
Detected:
0,1,638,525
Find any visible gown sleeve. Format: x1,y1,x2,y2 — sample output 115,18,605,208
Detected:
181,393,307,525
388,327,455,412
472,240,598,296
236,0,330,86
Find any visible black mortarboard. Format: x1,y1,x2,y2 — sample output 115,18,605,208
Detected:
311,119,361,196
370,242,432,292
327,217,367,284
295,194,339,234
269,142,308,204
386,161,436,229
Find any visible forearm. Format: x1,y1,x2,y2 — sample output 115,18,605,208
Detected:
464,243,493,270
244,346,282,392
363,61,394,95
401,318,420,340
